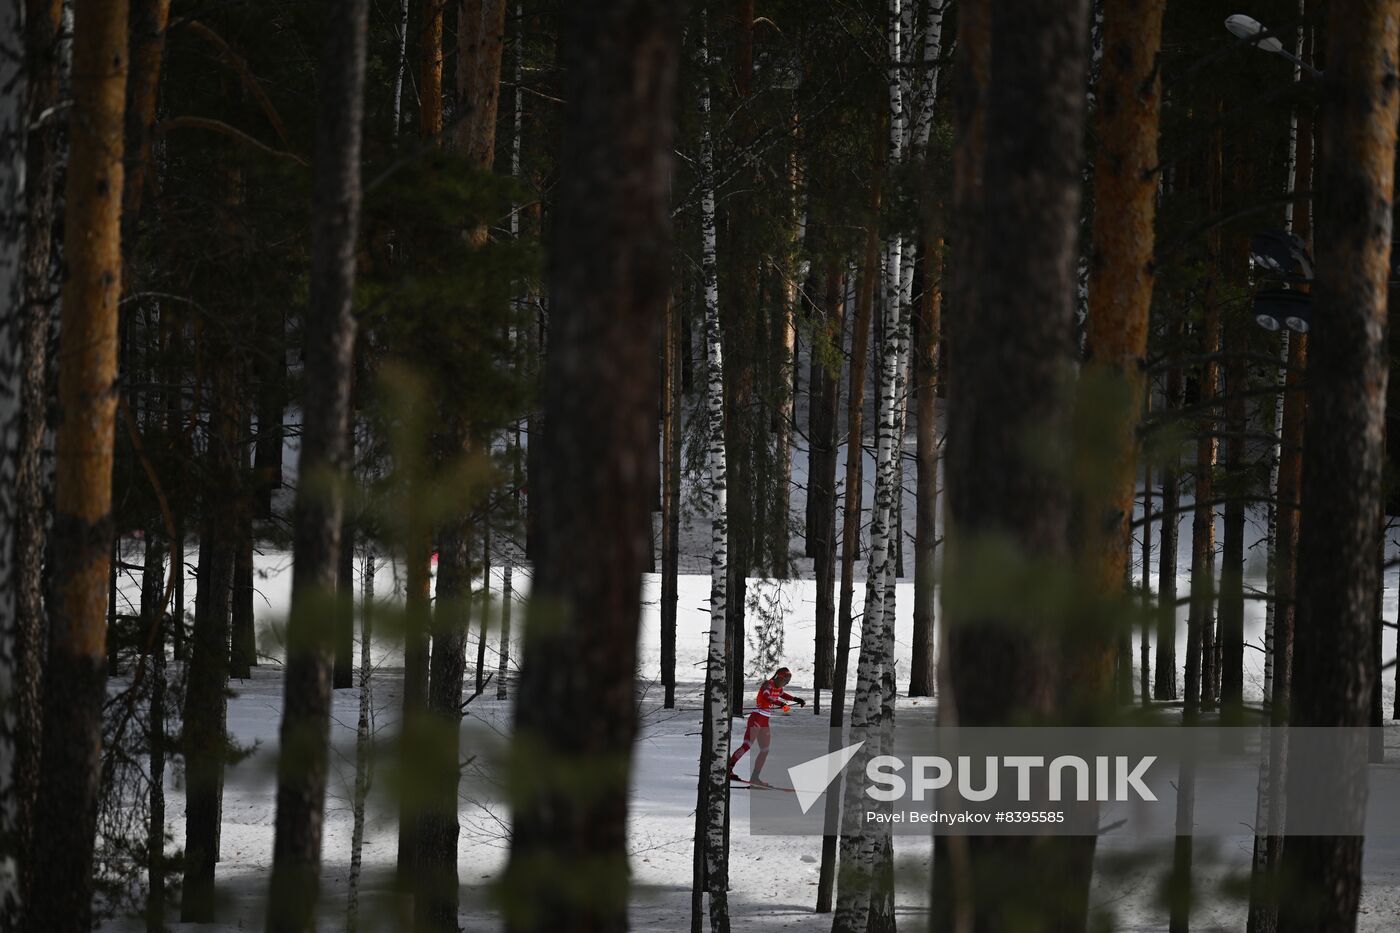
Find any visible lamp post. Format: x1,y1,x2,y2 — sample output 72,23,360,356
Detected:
1225,14,1323,76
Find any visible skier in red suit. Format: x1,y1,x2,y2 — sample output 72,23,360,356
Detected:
727,666,805,785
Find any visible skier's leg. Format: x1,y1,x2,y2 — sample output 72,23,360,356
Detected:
751,724,772,782
729,715,757,773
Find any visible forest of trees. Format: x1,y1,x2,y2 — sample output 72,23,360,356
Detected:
0,0,1399,931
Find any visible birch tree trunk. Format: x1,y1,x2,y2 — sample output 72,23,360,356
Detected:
501,2,675,930
1278,5,1399,930
0,0,26,919
694,22,732,930
346,547,374,933
28,2,128,929
832,7,914,918
265,2,368,930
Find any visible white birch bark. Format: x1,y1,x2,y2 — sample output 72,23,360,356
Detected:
510,0,523,240
832,8,912,924
0,0,27,917
910,0,945,157
696,18,731,930
392,0,409,137
346,546,374,933
496,563,512,699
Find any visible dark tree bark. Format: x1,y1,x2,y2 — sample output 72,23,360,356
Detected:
910,227,943,699
1155,329,1184,701
816,186,877,914
142,538,167,933
1279,4,1399,930
265,2,368,930
11,0,64,908
811,265,845,696
230,501,256,680
474,520,491,695
417,508,471,933
1220,274,1249,726
183,356,240,922
333,521,354,689
661,293,681,709
932,0,1088,931
501,0,676,928
27,2,129,929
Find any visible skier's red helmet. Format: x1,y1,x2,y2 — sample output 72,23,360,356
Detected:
774,667,791,685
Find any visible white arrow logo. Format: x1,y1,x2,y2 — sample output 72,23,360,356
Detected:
788,741,865,814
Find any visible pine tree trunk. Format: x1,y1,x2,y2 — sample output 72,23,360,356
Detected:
182,326,240,924
1155,332,1184,700
0,0,26,917
334,522,355,689
501,3,675,930
398,0,443,890
1220,304,1249,726
418,506,471,933
1278,5,1399,929
662,292,681,709
12,2,63,908
932,0,1088,930
230,502,256,679
818,160,880,919
909,230,942,698
27,2,128,929
265,2,368,929
812,265,844,696
396,531,431,884
1071,0,1166,713
1191,115,1223,714
143,537,167,933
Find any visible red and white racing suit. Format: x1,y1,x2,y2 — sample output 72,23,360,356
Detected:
727,678,798,778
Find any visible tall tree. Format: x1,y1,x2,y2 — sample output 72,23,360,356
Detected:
810,265,844,698
11,0,65,908
1279,3,1400,930
833,2,918,923
0,0,26,920
688,17,732,931
27,2,129,929
416,1,508,923
908,0,946,700
264,1,369,930
182,335,239,921
1071,0,1167,710
397,0,446,886
932,0,1088,931
502,0,675,930
1064,0,1167,919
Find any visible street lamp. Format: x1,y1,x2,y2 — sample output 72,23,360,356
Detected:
1224,14,1323,77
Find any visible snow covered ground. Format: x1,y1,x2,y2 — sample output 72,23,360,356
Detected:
99,545,1400,931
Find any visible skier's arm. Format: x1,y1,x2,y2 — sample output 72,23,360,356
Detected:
781,691,806,707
